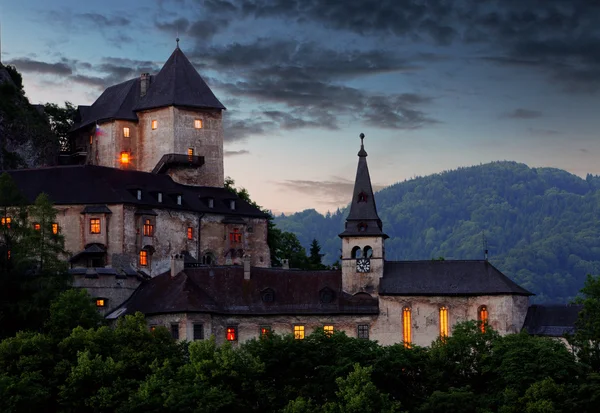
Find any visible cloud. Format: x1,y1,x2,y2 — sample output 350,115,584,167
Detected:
224,150,250,157
78,12,131,28
276,176,386,207
6,58,73,75
155,17,190,33
502,108,543,119
223,115,275,142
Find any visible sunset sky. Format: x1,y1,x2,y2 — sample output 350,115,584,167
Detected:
2,0,599,214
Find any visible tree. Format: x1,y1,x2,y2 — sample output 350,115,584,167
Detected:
43,102,76,153
45,289,104,339
309,238,326,269
568,274,600,371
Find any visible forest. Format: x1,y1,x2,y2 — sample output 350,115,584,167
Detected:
275,161,600,303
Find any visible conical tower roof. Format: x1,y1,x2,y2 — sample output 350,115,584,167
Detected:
134,46,225,112
339,133,387,238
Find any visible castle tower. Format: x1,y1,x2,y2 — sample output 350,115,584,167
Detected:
339,133,388,295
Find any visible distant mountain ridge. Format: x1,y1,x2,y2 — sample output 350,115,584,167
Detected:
274,161,600,303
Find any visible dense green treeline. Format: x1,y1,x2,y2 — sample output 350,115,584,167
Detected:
275,161,600,303
3,281,600,412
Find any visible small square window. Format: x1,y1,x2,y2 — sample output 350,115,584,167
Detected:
123,127,130,138
260,326,271,337
33,222,41,231
294,325,305,340
151,120,158,130
139,250,148,266
90,218,101,234
226,326,237,341
193,323,204,340
171,323,179,340
52,223,59,235
357,325,369,339
95,298,106,307
194,119,203,129
324,325,334,336
187,227,193,240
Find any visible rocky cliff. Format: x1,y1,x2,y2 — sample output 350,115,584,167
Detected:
0,64,57,169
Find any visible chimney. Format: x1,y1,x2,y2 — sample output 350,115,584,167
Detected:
140,73,150,97
243,255,251,280
282,259,289,270
170,254,184,277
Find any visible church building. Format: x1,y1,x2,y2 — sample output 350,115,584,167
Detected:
6,44,558,347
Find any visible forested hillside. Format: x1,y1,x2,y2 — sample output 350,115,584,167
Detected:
275,162,600,303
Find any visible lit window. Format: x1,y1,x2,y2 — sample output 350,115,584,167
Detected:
194,119,203,129
151,120,158,130
187,227,193,240
158,193,163,203
139,250,148,266
33,223,41,231
89,135,93,145
177,195,182,205
150,326,156,332
143,219,154,237
403,307,412,348
96,299,105,307
187,148,194,162
226,326,237,341
1,217,11,228
440,306,449,338
120,151,130,165
479,306,489,333
260,326,271,337
171,323,179,340
52,223,59,234
193,323,204,340
294,325,305,340
324,325,334,336
357,324,369,339
229,228,242,243
123,127,130,138
90,219,101,234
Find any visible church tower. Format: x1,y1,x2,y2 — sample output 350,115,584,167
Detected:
339,133,388,295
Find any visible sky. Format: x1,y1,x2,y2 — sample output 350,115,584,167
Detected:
1,0,599,215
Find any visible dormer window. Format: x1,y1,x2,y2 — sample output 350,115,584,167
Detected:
194,119,203,129
137,190,142,200
358,191,368,203
151,120,158,130
230,200,236,210
123,127,130,138
358,222,368,232
177,195,182,205
208,198,214,208
158,193,163,203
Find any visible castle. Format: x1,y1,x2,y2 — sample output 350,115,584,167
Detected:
6,45,573,346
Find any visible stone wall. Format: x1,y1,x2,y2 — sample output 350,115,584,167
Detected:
137,107,175,172
74,274,141,315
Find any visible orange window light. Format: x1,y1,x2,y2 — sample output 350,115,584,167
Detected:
1,217,11,228
96,299,105,307
324,325,334,336
123,127,130,137
33,223,41,231
479,306,489,333
143,219,154,237
52,223,59,234
440,306,449,338
260,327,271,336
139,250,148,266
226,327,237,341
120,151,130,165
151,120,158,130
294,325,305,340
187,227,193,240
403,307,412,348
90,219,100,234
229,228,242,243
194,119,202,129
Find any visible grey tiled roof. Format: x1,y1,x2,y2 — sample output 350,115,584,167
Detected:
522,304,581,336
379,260,533,296
72,47,224,131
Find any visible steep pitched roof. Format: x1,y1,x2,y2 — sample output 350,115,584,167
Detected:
133,47,225,112
71,47,224,131
5,165,268,218
522,304,581,336
339,134,387,238
109,266,379,317
379,260,533,296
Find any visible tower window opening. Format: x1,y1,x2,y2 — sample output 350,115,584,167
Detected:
123,127,130,138
151,120,158,130
351,246,362,259
143,219,154,237
194,119,203,129
294,325,305,340
364,246,373,258
120,151,130,165
403,307,412,348
479,306,489,333
440,306,449,338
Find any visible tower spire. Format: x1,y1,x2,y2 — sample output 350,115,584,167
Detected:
339,133,387,239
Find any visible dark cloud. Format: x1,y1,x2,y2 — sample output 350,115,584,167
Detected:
155,17,190,33
224,149,250,157
187,18,230,40
502,108,543,119
70,74,108,88
223,115,274,142
7,58,73,75
78,12,131,28
276,176,385,207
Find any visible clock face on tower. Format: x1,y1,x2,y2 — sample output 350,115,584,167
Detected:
356,258,371,273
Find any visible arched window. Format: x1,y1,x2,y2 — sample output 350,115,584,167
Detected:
363,246,373,258
202,252,215,265
439,306,449,338
403,307,412,348
478,305,489,333
351,246,362,259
